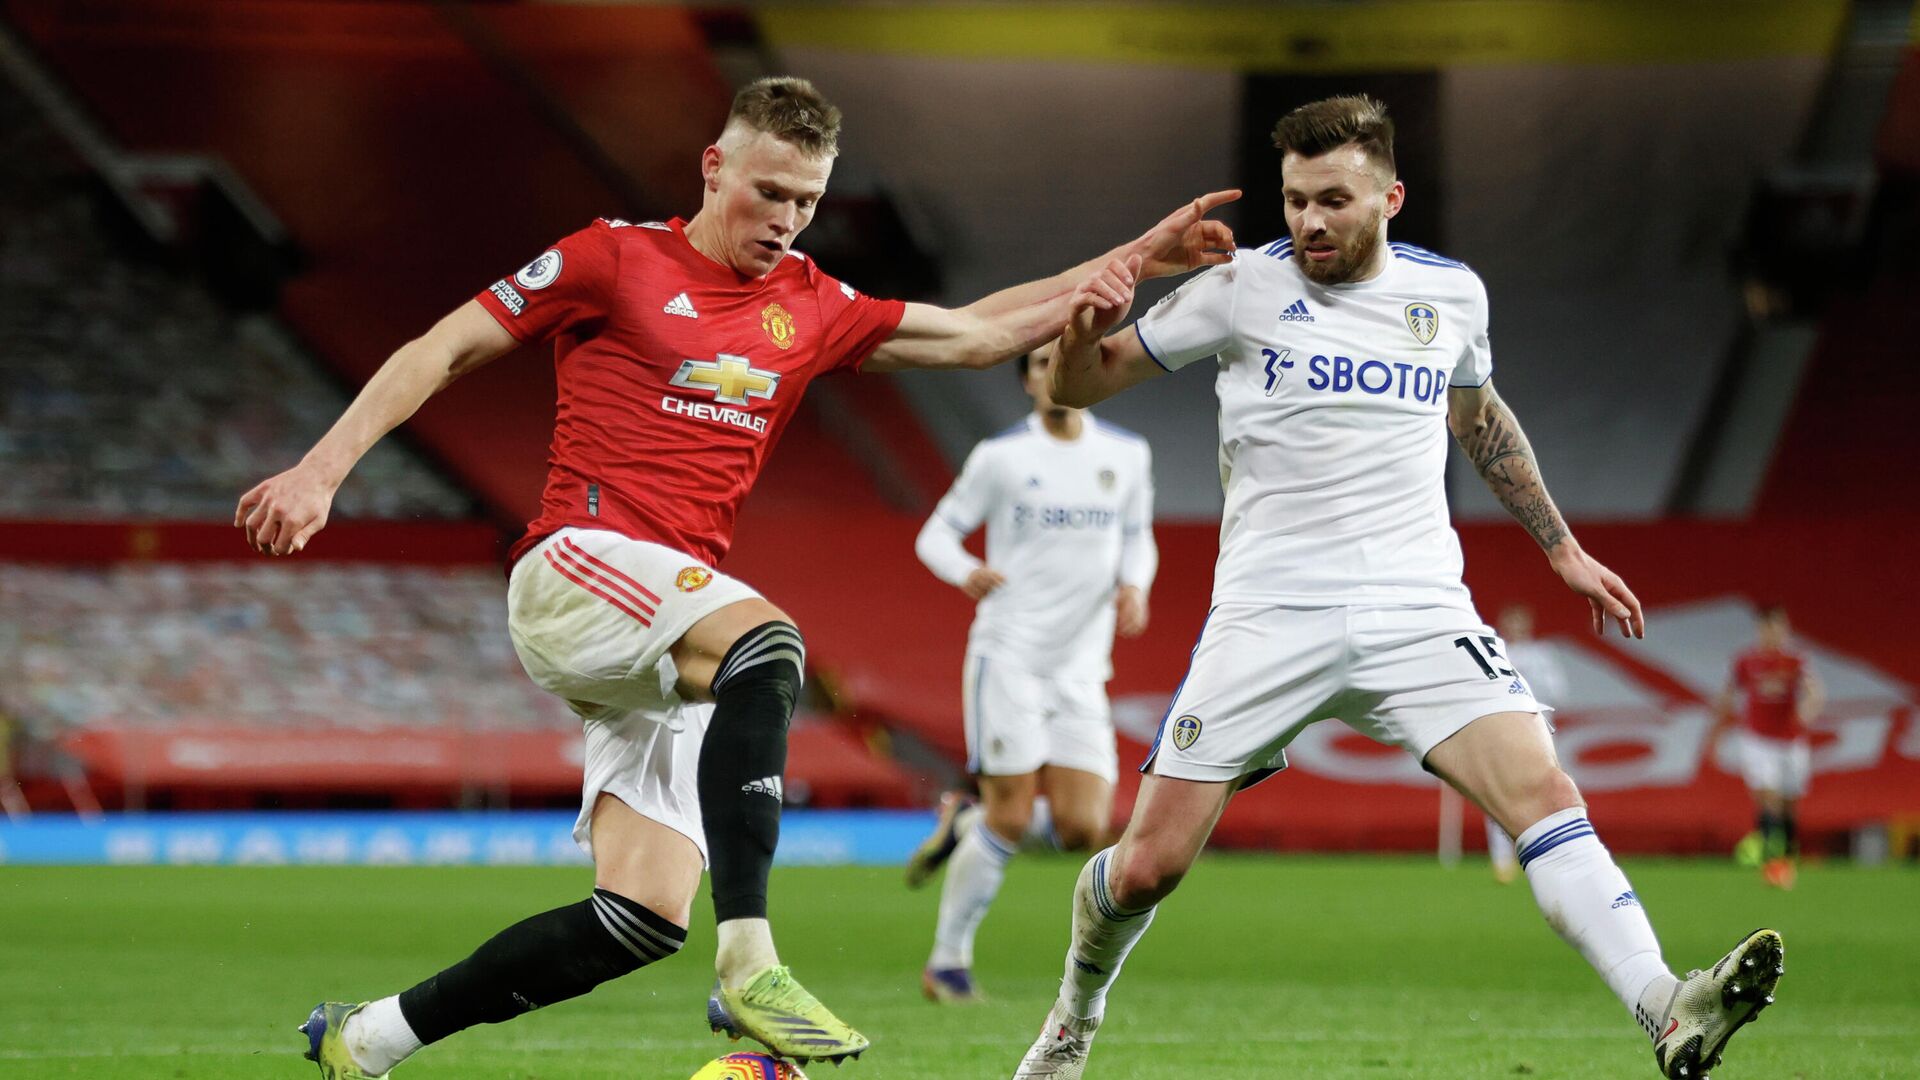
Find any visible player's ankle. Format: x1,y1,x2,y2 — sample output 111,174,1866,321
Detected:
714,918,780,989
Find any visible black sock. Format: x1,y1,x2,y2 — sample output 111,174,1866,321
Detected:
1782,811,1799,857
397,888,685,1045
699,621,804,923
1758,810,1784,859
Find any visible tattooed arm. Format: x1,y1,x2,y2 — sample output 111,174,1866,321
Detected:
1448,380,1646,638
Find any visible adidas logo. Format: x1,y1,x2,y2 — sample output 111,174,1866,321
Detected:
1508,677,1528,695
741,775,784,800
663,292,698,318
1278,299,1315,322
1611,890,1640,909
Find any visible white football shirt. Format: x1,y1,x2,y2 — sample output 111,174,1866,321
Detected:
1135,238,1492,607
916,414,1157,680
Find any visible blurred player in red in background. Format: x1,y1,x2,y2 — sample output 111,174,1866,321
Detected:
1713,604,1823,889
237,76,1235,1078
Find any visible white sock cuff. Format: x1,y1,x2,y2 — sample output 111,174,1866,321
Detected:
1514,807,1598,870
1089,847,1150,921
973,818,1017,862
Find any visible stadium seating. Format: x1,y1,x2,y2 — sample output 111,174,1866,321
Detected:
0,79,470,522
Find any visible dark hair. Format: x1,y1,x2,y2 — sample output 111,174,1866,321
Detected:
1758,603,1788,621
727,76,842,157
1271,94,1395,178
1014,352,1032,382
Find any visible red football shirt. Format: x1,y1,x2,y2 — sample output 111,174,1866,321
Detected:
1731,647,1808,741
475,218,906,567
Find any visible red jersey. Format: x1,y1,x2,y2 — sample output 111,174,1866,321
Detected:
476,218,906,567
1731,647,1809,740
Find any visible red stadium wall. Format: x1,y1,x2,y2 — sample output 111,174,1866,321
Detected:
727,507,1920,853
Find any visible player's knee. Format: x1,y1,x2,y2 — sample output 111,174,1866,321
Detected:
1053,818,1102,852
710,621,806,712
1110,843,1189,908
983,802,1032,846
1509,767,1585,829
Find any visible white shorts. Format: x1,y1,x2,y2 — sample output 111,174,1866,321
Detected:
1740,733,1811,798
963,651,1118,783
1146,603,1546,785
507,528,762,861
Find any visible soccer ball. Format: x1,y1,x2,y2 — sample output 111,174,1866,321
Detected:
689,1052,808,1080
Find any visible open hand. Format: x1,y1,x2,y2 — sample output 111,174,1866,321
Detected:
1549,541,1644,638
1133,190,1240,279
235,463,338,556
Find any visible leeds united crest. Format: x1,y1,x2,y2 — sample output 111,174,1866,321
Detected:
1405,302,1439,346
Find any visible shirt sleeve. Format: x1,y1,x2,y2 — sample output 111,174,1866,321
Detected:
474,220,621,343
915,445,996,587
1450,272,1495,387
813,267,908,373
1119,443,1158,592
1133,255,1240,373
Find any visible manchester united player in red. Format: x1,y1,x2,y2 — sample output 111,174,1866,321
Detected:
1712,605,1823,889
237,77,1235,1076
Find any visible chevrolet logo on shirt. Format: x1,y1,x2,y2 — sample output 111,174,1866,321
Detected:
668,354,781,406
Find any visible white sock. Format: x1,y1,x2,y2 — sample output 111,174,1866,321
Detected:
341,995,423,1075
1516,808,1679,1038
1057,847,1156,1021
715,917,779,990
1487,817,1516,872
1023,796,1059,851
929,816,1017,969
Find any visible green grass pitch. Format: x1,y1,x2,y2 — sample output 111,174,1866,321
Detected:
2,856,1915,1078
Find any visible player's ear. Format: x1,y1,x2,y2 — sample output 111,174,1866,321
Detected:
1383,178,1406,220
701,145,724,191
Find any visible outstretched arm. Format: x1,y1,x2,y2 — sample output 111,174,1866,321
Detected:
866,256,1139,372
1448,380,1645,638
235,300,515,555
863,191,1237,373
961,190,1240,318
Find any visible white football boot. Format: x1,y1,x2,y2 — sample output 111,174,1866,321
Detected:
1651,928,1784,1079
1012,1002,1100,1079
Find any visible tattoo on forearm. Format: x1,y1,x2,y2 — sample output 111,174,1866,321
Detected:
1456,394,1568,551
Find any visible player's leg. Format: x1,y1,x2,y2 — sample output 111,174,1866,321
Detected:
1426,711,1682,1023
926,654,1044,1000
309,795,699,1078
1037,675,1122,852
669,596,801,984
1037,764,1114,852
1014,771,1233,1078
1426,712,1781,1078
925,771,1034,1000
672,601,869,1060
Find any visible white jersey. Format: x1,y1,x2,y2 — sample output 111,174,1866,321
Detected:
1135,238,1494,608
916,414,1157,681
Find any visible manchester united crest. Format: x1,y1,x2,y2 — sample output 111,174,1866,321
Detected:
761,302,796,350
675,566,714,593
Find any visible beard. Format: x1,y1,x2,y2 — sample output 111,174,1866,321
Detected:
1294,204,1387,285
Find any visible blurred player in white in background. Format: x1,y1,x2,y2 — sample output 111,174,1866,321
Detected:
1711,604,1822,889
906,345,1157,1003
1486,603,1568,883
